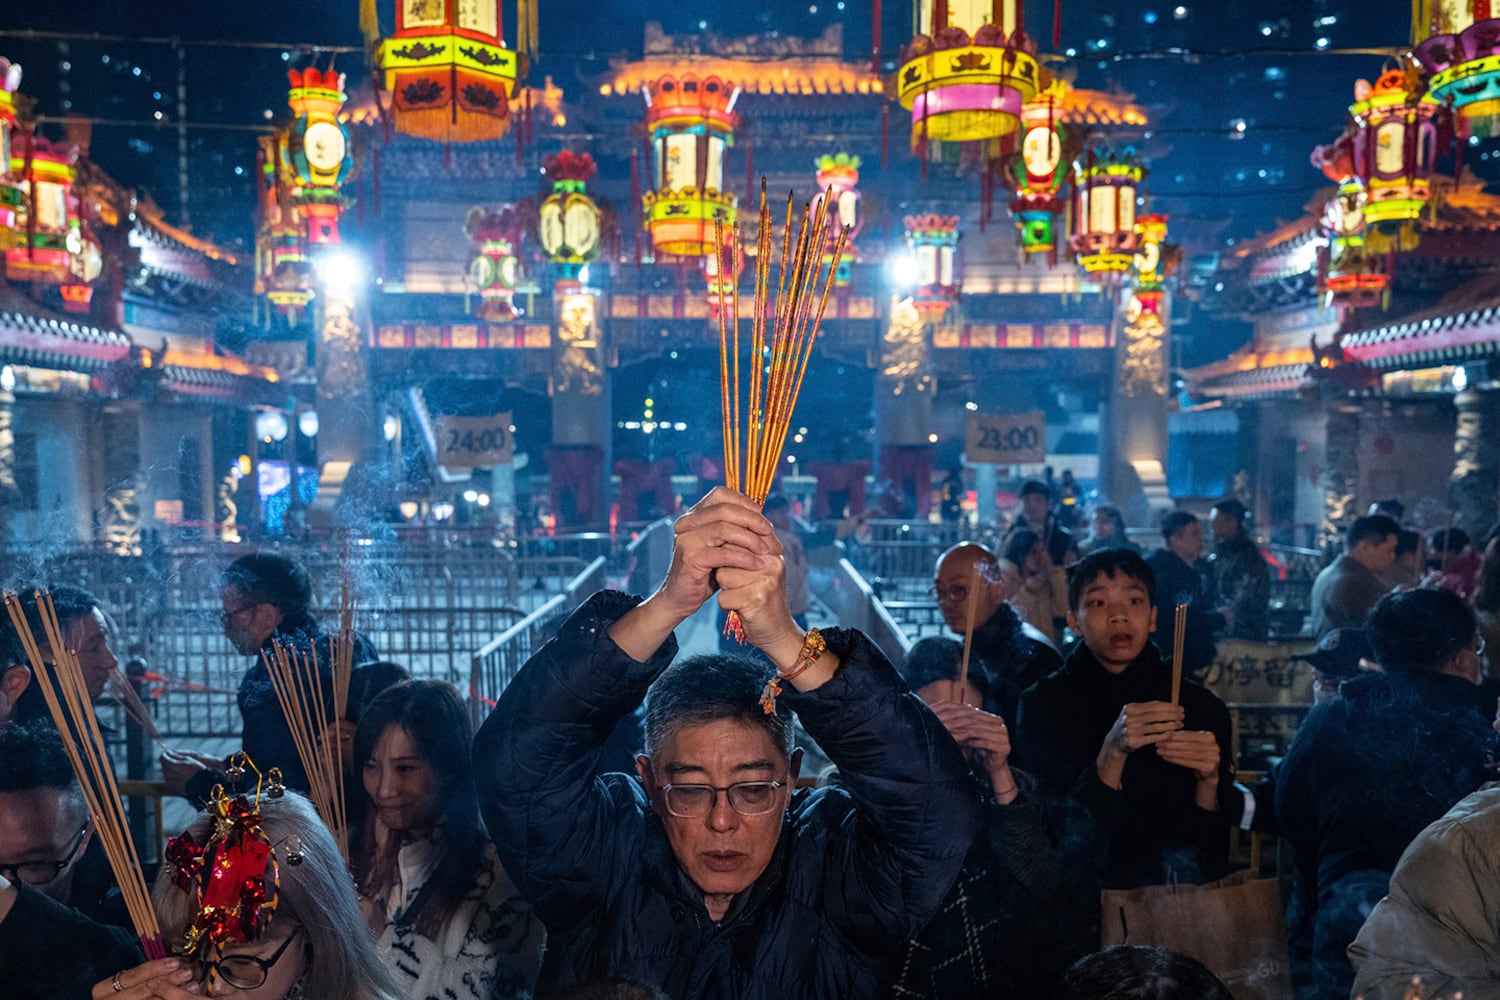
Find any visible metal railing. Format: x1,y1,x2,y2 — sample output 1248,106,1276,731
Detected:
2,538,617,741
810,558,912,666
468,556,609,728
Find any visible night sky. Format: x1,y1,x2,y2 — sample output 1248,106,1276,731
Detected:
2,0,1469,283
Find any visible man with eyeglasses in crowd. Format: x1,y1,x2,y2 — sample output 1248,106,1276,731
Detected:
161,552,377,803
931,542,1060,725
0,723,142,1000
475,489,980,999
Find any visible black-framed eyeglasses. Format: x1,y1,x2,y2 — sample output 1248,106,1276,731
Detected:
931,583,969,604
0,824,89,886
201,927,303,990
219,601,262,627
658,778,788,818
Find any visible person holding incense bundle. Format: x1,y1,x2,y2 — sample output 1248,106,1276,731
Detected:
0,723,145,1000
352,680,544,1000
7,587,122,729
866,635,1068,999
1015,548,1238,893
162,553,375,804
931,542,1060,725
474,488,979,999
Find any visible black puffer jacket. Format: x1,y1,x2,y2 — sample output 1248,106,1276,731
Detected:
969,603,1062,726
474,591,980,1000
1016,642,1238,890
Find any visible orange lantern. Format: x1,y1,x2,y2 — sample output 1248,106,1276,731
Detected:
0,58,21,247
375,0,521,144
641,74,738,258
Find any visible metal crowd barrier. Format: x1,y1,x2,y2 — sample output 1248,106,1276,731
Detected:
468,556,609,728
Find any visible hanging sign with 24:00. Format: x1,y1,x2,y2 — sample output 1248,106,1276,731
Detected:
435,412,515,468
965,410,1047,465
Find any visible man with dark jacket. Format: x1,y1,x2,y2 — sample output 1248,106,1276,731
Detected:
1275,587,1496,1000
1016,548,1238,893
160,553,376,803
474,490,980,999
1145,511,1230,681
932,542,1062,724
1013,479,1078,568
0,723,148,1000
882,636,1069,997
1208,499,1270,641
1308,515,1400,637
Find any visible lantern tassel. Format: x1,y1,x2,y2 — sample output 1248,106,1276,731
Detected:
871,0,882,74
881,103,890,168
1053,0,1062,49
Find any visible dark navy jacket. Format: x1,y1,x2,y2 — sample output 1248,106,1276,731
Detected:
474,591,980,1000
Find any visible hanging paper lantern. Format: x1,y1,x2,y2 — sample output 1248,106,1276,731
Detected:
1129,213,1169,318
1346,69,1438,238
641,74,738,258
6,137,83,284
255,132,314,322
1414,7,1500,138
0,58,21,248
1310,132,1386,309
465,205,522,321
896,0,1045,145
903,213,960,324
810,153,862,286
539,150,601,285
285,68,353,247
1070,148,1143,275
1008,92,1070,258
375,0,520,144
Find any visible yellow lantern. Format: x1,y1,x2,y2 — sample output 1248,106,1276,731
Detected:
641,74,738,258
897,0,1044,145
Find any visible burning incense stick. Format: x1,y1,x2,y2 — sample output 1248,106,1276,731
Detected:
106,667,167,749
714,183,847,641
4,591,165,959
957,563,982,705
1170,602,1187,705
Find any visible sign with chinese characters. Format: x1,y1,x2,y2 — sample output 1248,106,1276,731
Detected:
435,412,514,468
965,410,1046,465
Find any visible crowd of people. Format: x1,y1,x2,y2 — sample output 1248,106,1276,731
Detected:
4,484,1500,999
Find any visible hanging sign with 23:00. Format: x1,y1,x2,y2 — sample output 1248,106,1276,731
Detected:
965,410,1047,465
435,412,515,468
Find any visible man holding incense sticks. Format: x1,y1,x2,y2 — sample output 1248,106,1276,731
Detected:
475,488,979,999
1015,548,1238,894
161,552,375,804
931,542,1060,726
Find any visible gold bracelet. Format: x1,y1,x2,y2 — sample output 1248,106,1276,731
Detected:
758,628,826,714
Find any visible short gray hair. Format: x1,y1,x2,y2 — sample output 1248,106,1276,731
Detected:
643,653,794,760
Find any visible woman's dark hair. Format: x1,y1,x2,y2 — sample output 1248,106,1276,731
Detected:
900,636,999,715
1366,587,1477,673
351,680,484,940
1056,946,1232,1000
1091,505,1127,540
1002,528,1042,568
15,586,101,651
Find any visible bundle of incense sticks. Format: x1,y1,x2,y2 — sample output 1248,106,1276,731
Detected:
715,182,848,640
957,563,983,705
3,591,165,958
106,667,166,749
263,636,351,857
1170,602,1188,705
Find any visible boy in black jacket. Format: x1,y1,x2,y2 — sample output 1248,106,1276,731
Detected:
1016,548,1238,892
